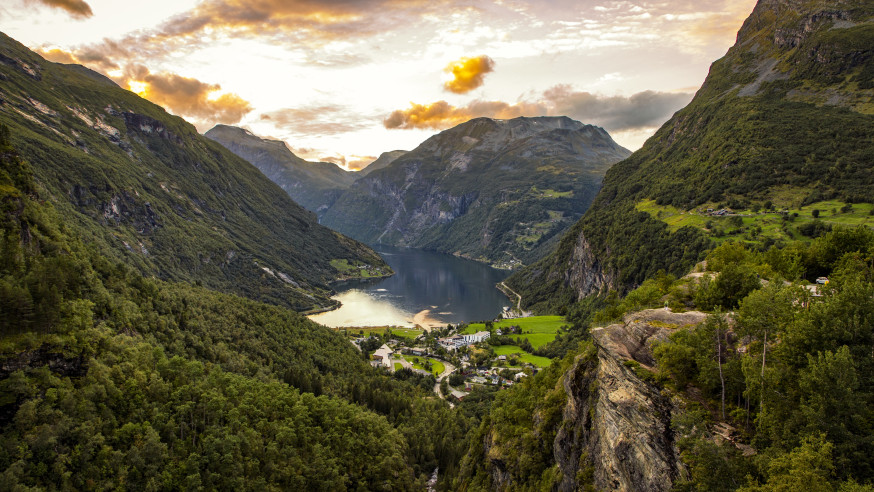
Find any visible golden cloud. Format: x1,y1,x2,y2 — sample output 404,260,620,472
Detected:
28,0,92,19
384,100,545,129
443,55,495,94
36,48,253,126
384,86,693,132
127,68,252,124
36,48,79,65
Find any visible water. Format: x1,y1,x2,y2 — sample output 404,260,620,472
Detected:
308,245,512,328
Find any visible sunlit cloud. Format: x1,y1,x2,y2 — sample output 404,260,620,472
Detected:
26,0,92,19
127,67,252,125
443,55,495,94
35,47,252,127
384,86,693,133
384,99,545,130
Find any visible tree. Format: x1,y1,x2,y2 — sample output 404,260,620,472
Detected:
736,283,800,412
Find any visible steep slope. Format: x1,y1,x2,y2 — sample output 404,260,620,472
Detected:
0,128,465,489
204,124,357,214
359,149,408,176
0,32,389,311
321,116,631,267
509,0,874,312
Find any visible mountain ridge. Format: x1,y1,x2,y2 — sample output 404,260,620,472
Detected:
321,115,631,267
0,31,390,311
204,124,357,214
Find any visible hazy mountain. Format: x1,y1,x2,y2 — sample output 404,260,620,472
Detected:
358,149,408,176
204,124,357,214
507,0,874,312
321,116,631,267
0,32,390,311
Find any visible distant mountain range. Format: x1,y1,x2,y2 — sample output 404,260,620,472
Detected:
0,32,390,311
506,0,874,312
204,125,358,214
214,116,630,267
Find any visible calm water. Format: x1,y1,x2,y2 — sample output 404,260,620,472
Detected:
308,245,512,328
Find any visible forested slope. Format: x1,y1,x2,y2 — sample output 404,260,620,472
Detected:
0,126,470,489
508,0,874,313
0,32,389,312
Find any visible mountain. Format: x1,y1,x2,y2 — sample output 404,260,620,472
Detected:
204,124,357,214
0,32,390,312
508,0,874,312
0,126,466,490
321,116,631,267
359,149,408,176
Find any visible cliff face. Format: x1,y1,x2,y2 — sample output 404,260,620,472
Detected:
322,116,629,266
552,309,706,491
564,232,617,300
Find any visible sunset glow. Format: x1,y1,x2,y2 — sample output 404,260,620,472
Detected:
3,0,758,168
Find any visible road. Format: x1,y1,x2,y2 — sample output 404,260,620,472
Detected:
433,360,456,401
499,281,523,313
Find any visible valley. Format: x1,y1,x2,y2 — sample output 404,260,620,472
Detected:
2,0,874,490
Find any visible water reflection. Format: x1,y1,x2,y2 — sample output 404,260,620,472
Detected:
309,245,511,328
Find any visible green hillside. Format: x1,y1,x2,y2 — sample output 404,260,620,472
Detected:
508,0,874,312
0,32,390,312
0,126,468,489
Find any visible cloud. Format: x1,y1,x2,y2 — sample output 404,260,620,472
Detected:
384,86,693,133
259,105,371,135
126,68,252,124
384,99,544,129
542,85,693,131
443,55,495,94
27,0,92,19
36,48,79,64
35,47,252,128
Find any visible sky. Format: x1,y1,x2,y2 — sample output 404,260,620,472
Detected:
2,0,756,170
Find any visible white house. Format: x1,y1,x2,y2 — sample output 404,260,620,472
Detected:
372,344,394,368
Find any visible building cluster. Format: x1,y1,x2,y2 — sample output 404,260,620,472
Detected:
437,331,490,351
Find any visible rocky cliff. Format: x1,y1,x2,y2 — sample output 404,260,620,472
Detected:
555,309,706,491
462,308,706,490
322,116,630,267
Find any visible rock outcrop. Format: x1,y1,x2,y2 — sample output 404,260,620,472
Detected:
553,309,707,491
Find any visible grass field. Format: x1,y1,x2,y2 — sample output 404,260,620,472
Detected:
403,355,445,376
636,198,874,246
337,326,423,340
394,363,403,372
462,316,567,348
493,345,552,367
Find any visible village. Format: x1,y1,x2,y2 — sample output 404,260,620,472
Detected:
345,315,568,402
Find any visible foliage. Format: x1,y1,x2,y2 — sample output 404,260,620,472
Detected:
0,34,389,312
0,126,469,488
